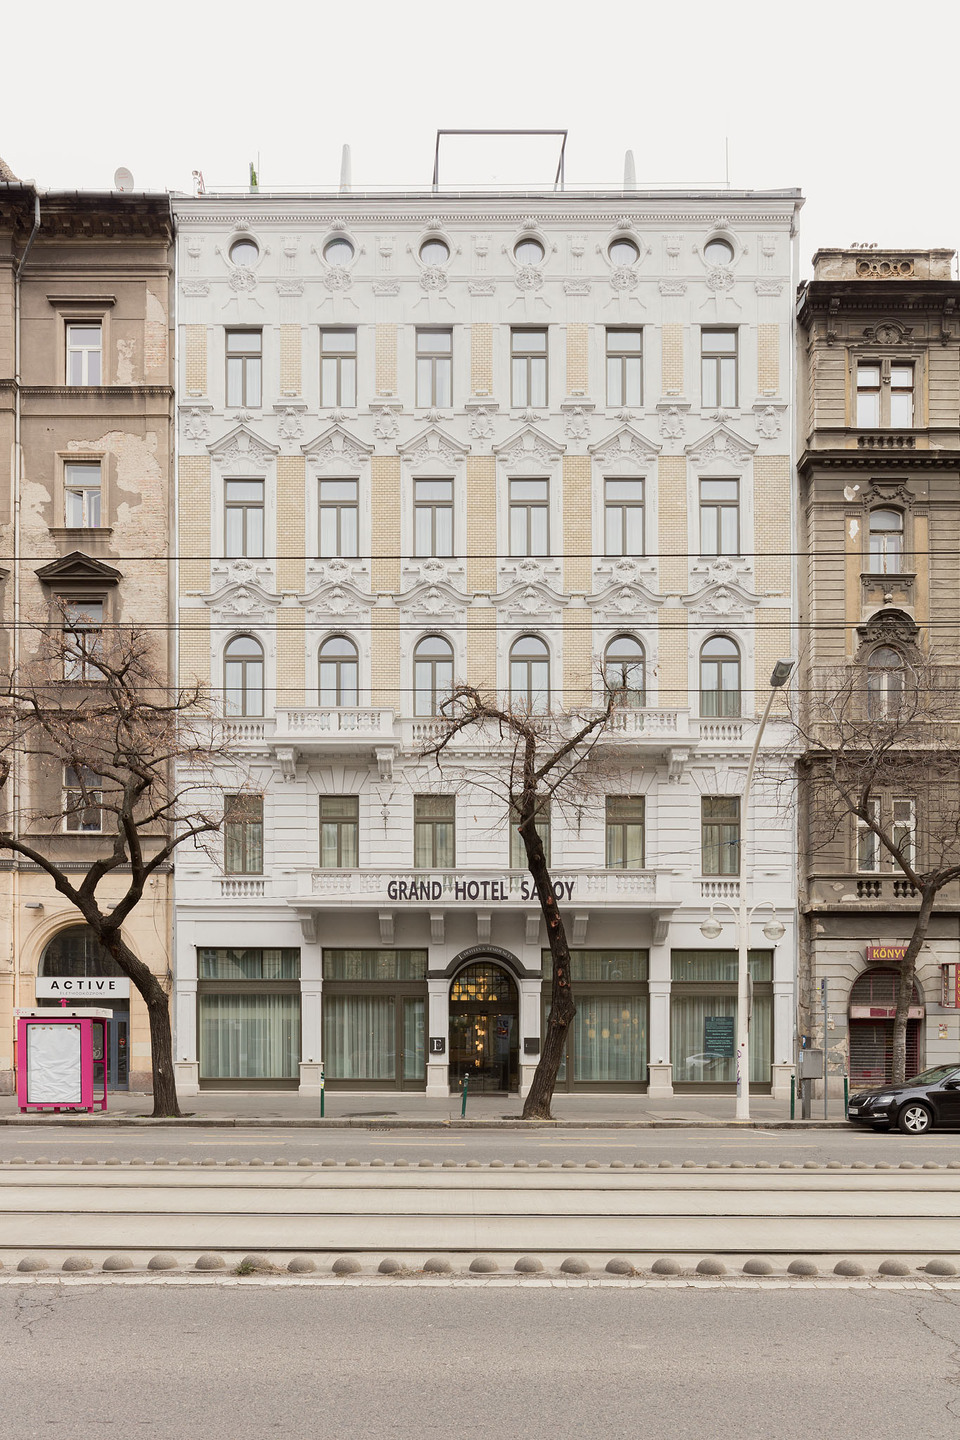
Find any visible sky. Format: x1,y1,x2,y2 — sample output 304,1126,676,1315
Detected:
3,0,956,274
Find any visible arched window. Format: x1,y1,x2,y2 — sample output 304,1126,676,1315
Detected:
603,635,646,707
869,509,903,575
866,645,905,718
510,635,550,713
413,635,454,717
700,636,741,717
224,635,264,717
40,926,123,979
318,636,358,708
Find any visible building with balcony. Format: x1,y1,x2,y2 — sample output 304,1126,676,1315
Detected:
0,167,175,1093
172,171,802,1099
797,248,960,1092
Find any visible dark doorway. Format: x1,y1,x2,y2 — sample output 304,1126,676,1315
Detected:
449,963,519,1094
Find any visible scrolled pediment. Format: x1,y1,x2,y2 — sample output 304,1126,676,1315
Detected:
493,424,565,470
588,424,661,472
301,423,374,473
207,424,279,473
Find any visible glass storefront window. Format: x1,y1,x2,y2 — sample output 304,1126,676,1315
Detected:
670,992,772,1085
670,950,771,983
541,949,648,982
199,948,300,980
573,995,647,1083
323,949,427,981
323,995,397,1080
199,992,301,1080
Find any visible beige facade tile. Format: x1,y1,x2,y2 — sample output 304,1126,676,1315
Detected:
758,323,780,395
375,323,397,397
470,323,493,397
279,324,302,398
371,608,400,710
754,607,792,715
466,455,496,593
657,456,688,593
179,607,211,691
562,454,592,594
753,453,791,595
657,607,688,707
276,456,306,592
661,323,684,395
179,455,211,592
371,455,401,591
467,606,496,694
566,323,589,396
277,607,305,708
562,609,592,711
184,324,207,397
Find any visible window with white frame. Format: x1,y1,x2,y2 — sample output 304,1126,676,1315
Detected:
62,599,104,681
867,509,904,574
701,329,738,408
413,635,454,716
865,646,905,719
224,635,264,717
66,325,102,385
856,796,916,872
606,329,643,408
414,795,455,868
510,635,550,713
416,330,452,407
320,795,359,868
319,479,359,558
856,361,914,428
64,463,102,528
509,479,549,556
318,636,359,707
224,480,264,558
603,635,645,707
604,478,644,556
699,479,739,556
511,329,547,407
320,330,357,408
63,765,103,833
414,479,454,557
700,636,741,717
224,793,264,874
225,330,262,408
605,796,645,869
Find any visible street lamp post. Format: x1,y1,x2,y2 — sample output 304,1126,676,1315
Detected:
700,660,794,1121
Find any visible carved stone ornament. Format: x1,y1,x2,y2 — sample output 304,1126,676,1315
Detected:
278,408,304,440
520,217,538,232
302,424,373,472
208,424,279,472
323,267,352,292
706,266,735,292
398,425,468,469
211,557,276,590
228,267,257,293
855,606,919,654
570,234,586,257
373,281,400,296
563,281,591,295
372,408,400,439
515,265,544,292
419,266,448,292
863,480,914,510
564,407,591,440
658,407,686,439
468,407,495,439
685,424,757,469
659,280,686,296
474,234,491,257
755,279,784,296
753,404,785,440
184,408,210,440
863,320,913,345
306,557,369,589
180,279,210,297
610,267,639,292
494,425,564,471
276,278,303,296
468,280,496,296
588,424,660,471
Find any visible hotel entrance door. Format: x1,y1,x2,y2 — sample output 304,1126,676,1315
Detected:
449,963,519,1094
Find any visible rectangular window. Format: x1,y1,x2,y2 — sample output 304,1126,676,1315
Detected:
414,479,454,557
509,479,549,557
605,796,645,869
226,330,262,408
64,463,102,528
319,479,359,559
196,949,301,1084
224,793,264,874
320,795,359,868
511,329,548,407
323,949,428,981
604,479,644,556
416,329,452,407
892,797,916,869
62,599,103,681
857,361,915,428
320,329,357,408
856,364,881,427
414,794,455,869
606,329,643,408
199,948,301,979
856,798,881,873
701,797,740,875
699,479,739,556
701,329,738,408
63,765,103,833
224,480,264,558
510,801,551,869
66,324,102,385
890,365,914,427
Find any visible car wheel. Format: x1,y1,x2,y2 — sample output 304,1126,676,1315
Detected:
898,1102,933,1135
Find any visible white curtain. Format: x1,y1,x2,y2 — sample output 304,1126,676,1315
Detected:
199,993,300,1080
573,996,647,1083
323,995,396,1080
671,993,771,1084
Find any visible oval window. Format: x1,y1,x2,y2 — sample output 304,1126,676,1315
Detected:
420,238,450,265
514,238,545,265
229,238,259,267
323,237,355,266
609,237,639,265
704,238,734,265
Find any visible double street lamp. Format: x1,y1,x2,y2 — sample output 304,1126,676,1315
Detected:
699,659,794,1121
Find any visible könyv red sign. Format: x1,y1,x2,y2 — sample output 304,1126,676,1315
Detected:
865,945,908,963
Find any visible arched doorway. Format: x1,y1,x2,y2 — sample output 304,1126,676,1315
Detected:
449,963,520,1094
848,967,923,1086
38,927,130,1091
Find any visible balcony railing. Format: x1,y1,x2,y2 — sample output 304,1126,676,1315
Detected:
274,707,396,740
298,867,673,907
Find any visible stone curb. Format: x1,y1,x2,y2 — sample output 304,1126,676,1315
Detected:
0,1117,854,1131
2,1156,957,1170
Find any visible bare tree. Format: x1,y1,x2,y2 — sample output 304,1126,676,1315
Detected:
422,683,617,1120
0,617,233,1116
797,650,960,1083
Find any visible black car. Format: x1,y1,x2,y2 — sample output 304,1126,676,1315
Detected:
847,1064,960,1134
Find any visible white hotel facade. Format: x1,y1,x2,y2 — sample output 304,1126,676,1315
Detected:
170,182,803,1100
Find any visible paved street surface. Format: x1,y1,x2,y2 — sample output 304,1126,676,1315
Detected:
3,1285,959,1440
0,1123,958,1164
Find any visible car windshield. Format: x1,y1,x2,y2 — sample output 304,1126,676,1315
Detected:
904,1065,960,1086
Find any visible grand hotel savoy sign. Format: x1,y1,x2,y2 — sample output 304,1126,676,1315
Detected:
305,869,667,905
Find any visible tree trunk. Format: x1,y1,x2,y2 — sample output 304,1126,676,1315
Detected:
98,927,182,1117
519,811,575,1121
891,887,936,1085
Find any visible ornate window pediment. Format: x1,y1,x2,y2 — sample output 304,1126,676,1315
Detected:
207,424,279,473
589,424,661,472
35,552,122,588
855,607,919,656
301,423,373,473
685,423,757,470
397,424,469,470
493,424,565,471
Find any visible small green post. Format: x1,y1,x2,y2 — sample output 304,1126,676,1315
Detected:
461,1071,469,1118
320,1061,325,1119
844,1075,849,1120
790,1074,796,1121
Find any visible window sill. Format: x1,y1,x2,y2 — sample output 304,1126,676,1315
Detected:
50,527,114,541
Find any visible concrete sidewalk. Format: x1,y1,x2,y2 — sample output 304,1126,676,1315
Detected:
0,1089,847,1128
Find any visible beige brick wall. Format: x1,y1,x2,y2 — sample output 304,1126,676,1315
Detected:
371,608,400,710
754,607,792,716
562,610,593,712
657,456,688,594
466,455,496,593
276,607,305,708
179,455,210,592
184,325,207,397
757,323,780,395
467,606,496,695
276,456,306,592
661,323,684,394
657,608,688,707
371,456,401,591
562,455,592,594
279,325,302,398
471,323,493,396
375,323,397,396
753,454,791,595
566,323,589,396
179,608,210,691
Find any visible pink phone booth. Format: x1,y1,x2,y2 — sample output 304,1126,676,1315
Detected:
15,1009,110,1113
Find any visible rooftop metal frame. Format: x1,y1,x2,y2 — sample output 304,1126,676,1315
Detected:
431,129,568,191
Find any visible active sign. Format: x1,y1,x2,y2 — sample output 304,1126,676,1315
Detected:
35,977,130,999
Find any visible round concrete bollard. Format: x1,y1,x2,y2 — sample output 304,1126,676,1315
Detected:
874,1162,891,1170
321,1158,338,1167
332,1256,363,1274
706,1162,724,1171
288,1256,316,1273
585,1161,601,1169
610,1161,626,1169
924,1259,958,1276
17,1257,49,1272
127,1159,146,1167
247,1159,264,1167
370,1159,386,1167
225,1159,242,1166
418,1160,434,1168
465,1160,481,1168
297,1158,314,1167
779,1162,797,1170
657,1161,675,1169
949,1162,960,1170
537,1161,553,1169
898,1162,917,1170
393,1159,409,1167
742,1259,775,1275
513,1160,530,1169
681,1160,697,1169
423,1256,453,1274
787,1259,819,1276
729,1161,746,1169
148,1255,180,1271
851,1162,869,1169
922,1162,941,1170
696,1258,727,1275
826,1162,843,1170
346,1159,363,1167
803,1162,821,1170
102,1255,134,1271
442,1160,458,1168
878,1259,911,1276
106,1160,124,1167
755,1161,773,1169
9,1158,26,1165
469,1256,498,1273
834,1259,865,1276
239,1254,271,1272
605,1257,635,1275
560,1257,591,1274
82,1158,99,1166
201,1160,218,1167
193,1253,226,1271
273,1160,289,1167
651,1258,681,1275
62,1256,94,1272
561,1160,578,1169
177,1159,193,1167
378,1257,403,1274
514,1255,544,1273
151,1159,169,1167
489,1161,505,1169
57,1158,74,1166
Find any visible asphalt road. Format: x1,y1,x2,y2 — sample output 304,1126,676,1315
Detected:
2,1284,959,1439
1,1124,959,1165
